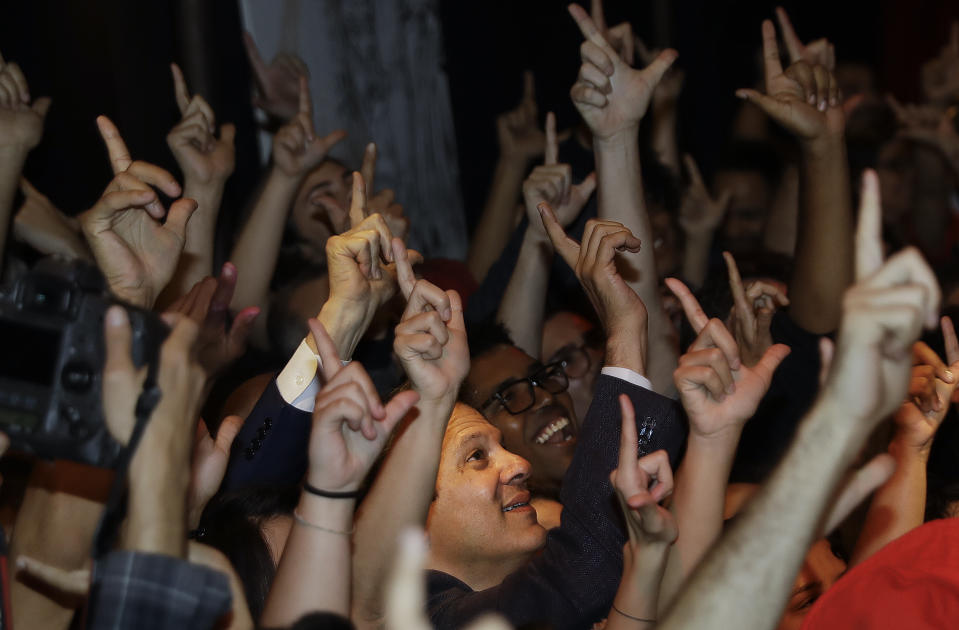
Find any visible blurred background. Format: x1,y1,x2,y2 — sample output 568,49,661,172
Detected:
0,0,956,260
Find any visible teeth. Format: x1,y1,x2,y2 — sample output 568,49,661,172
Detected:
535,417,570,444
503,502,529,513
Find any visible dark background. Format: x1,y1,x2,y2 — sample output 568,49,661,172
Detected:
0,0,957,250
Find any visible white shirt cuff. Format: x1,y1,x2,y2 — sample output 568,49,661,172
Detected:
275,339,352,412
601,366,652,391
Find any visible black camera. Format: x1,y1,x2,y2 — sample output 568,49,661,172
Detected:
0,259,168,468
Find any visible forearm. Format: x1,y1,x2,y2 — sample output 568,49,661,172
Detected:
124,432,192,558
762,164,799,257
0,147,28,270
849,439,927,567
229,168,300,311
659,396,866,629
788,136,852,334
468,156,529,283
351,395,454,626
595,132,678,392
261,493,354,625
315,298,374,361
160,179,226,306
496,229,552,358
658,433,739,609
607,542,670,630
681,232,713,289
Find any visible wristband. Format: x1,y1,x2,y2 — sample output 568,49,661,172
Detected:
303,482,361,499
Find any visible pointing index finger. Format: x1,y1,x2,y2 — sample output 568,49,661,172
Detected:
942,316,959,367
170,63,190,116
724,251,755,331
538,202,580,268
617,394,639,490
308,318,342,382
349,171,368,228
96,116,132,174
761,19,784,88
774,7,804,63
361,142,377,195
855,169,883,281
569,3,615,54
665,277,709,333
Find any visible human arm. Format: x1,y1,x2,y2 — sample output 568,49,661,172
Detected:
160,63,236,305
351,241,469,627
261,320,419,626
568,5,679,393
0,52,51,271
736,20,851,334
657,170,940,630
849,332,959,566
723,251,790,367
678,155,731,288
658,274,789,610
468,71,547,284
13,178,92,260
497,112,596,357
79,116,196,309
229,76,346,315
243,31,307,123
606,396,677,630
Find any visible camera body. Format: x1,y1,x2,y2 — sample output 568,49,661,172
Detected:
0,259,167,468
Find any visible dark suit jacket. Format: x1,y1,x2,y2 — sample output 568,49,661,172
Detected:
222,378,313,491
426,373,686,630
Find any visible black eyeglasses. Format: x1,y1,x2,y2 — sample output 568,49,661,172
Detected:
549,344,592,380
480,362,569,416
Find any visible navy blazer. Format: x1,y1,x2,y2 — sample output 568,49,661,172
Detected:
426,373,686,630
222,378,313,491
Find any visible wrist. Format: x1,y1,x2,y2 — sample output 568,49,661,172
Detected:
889,435,932,463
605,328,647,376
799,133,845,158
593,125,640,147
0,145,30,164
297,491,355,527
268,165,304,189
522,224,551,248
317,298,372,359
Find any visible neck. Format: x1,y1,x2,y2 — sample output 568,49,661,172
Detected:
426,549,534,592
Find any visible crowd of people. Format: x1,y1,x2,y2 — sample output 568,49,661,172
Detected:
0,2,958,629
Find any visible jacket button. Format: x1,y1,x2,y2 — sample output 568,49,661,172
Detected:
244,447,255,460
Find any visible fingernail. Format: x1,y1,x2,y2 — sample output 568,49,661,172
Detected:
106,306,126,327
443,308,452,321
818,100,827,112
945,370,955,383
15,557,25,570
726,383,736,395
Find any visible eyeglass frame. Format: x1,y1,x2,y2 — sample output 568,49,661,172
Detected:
479,361,570,416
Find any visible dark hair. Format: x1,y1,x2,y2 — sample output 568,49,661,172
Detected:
198,485,300,621
466,318,515,360
261,611,356,630
715,140,784,186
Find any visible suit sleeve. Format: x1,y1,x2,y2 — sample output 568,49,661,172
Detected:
221,378,313,492
427,374,687,630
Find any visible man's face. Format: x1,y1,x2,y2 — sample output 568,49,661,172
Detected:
427,404,547,574
291,160,352,253
464,345,578,493
541,312,603,422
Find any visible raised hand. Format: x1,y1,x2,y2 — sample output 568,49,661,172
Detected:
736,20,843,141
392,238,469,404
361,141,410,241
522,112,596,236
0,50,51,152
188,414,243,528
306,319,419,493
723,251,790,367
590,0,636,66
79,116,196,308
635,36,685,111
243,32,307,121
774,7,836,71
569,4,678,140
895,330,959,456
890,97,959,179
666,276,790,441
823,170,941,424
167,63,235,186
540,204,645,334
920,21,959,105
273,76,347,179
611,394,677,546
496,71,547,162
163,262,260,379
678,154,731,236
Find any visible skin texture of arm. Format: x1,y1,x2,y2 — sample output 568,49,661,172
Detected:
568,5,679,393
467,157,528,285
658,169,941,630
352,250,468,628
497,229,552,357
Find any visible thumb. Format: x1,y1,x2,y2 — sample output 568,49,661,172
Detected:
32,96,52,120
19,177,41,198
219,123,236,146
735,88,786,118
755,343,791,381
215,415,244,453
643,49,679,89
164,197,198,240
572,172,597,205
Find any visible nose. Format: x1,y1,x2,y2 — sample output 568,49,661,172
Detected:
501,450,531,487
